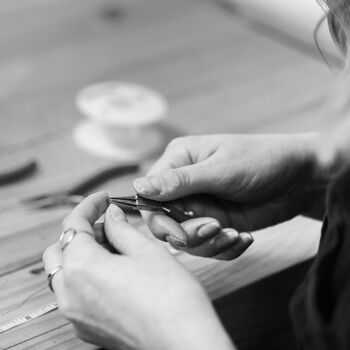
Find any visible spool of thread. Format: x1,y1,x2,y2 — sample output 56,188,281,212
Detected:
74,81,169,161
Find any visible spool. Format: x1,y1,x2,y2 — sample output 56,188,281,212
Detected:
74,81,169,161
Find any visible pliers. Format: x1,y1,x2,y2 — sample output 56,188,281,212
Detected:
0,159,38,185
22,164,139,209
110,195,195,222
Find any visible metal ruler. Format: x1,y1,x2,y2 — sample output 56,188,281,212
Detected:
0,302,58,334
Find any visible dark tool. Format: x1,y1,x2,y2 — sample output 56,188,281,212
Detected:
0,159,38,185
110,195,195,222
22,164,139,209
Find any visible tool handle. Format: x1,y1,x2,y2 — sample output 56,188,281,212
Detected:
0,159,38,185
137,195,195,223
67,164,139,195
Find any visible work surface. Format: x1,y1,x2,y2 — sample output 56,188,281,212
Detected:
0,0,332,348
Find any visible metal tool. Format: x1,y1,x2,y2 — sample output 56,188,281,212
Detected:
0,302,58,334
0,159,38,186
110,195,195,222
21,164,139,210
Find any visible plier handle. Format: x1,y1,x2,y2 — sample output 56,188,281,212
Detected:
22,164,139,209
0,159,38,185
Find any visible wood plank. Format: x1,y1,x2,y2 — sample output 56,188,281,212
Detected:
0,2,236,148
0,31,332,207
0,1,332,150
7,324,94,350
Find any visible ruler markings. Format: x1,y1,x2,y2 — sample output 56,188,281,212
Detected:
0,302,58,334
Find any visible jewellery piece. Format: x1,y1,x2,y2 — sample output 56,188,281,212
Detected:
59,228,77,251
47,266,63,293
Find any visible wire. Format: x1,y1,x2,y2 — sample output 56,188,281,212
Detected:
0,284,47,318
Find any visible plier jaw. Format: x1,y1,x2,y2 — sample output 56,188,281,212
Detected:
110,195,195,222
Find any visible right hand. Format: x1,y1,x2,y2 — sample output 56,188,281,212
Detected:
134,134,327,259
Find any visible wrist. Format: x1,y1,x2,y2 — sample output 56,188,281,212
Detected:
294,132,331,188
159,286,235,350
292,133,328,220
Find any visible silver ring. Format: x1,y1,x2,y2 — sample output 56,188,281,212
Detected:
59,228,77,251
47,266,62,293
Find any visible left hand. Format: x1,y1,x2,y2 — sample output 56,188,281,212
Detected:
42,192,234,350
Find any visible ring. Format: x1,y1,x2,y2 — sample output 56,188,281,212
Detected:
59,228,77,251
47,266,63,293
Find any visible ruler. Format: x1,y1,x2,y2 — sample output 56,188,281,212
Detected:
0,302,58,334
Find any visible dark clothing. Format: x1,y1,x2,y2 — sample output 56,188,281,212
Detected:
291,166,350,349
215,260,311,350
215,167,350,350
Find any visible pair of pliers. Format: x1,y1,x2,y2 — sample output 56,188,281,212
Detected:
22,164,139,210
110,195,195,223
0,159,38,185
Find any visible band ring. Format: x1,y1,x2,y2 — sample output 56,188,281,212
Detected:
59,228,77,251
47,266,63,293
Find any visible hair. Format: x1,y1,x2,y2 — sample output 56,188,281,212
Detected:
325,0,350,54
317,0,350,166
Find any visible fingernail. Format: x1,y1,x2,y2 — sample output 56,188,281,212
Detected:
242,232,254,246
165,235,187,248
231,233,254,253
214,229,239,249
197,222,221,239
108,204,126,222
133,177,161,195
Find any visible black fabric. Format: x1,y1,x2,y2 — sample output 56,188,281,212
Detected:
290,166,350,350
215,260,312,350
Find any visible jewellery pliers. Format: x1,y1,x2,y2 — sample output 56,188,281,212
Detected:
110,195,195,222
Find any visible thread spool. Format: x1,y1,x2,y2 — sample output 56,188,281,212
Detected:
74,82,168,161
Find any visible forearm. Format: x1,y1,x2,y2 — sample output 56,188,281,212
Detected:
295,132,330,186
169,303,236,350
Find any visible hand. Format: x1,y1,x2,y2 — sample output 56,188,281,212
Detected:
43,193,234,350
134,134,327,258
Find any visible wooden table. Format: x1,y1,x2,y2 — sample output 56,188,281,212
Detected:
0,0,332,348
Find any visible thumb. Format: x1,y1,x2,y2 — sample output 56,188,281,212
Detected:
133,163,213,201
104,204,152,255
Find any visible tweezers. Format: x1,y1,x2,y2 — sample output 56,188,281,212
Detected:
110,195,195,223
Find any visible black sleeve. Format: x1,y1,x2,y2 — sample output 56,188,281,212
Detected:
290,167,350,350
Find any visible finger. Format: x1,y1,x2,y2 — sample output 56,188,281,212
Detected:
42,243,64,295
64,230,109,262
147,137,193,175
62,192,110,238
104,204,154,255
133,163,214,201
140,210,188,248
181,228,240,257
213,232,254,260
180,217,221,247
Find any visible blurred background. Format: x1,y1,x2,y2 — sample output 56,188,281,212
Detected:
0,0,337,202
0,0,337,206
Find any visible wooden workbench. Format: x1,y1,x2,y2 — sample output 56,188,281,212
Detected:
0,0,332,348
